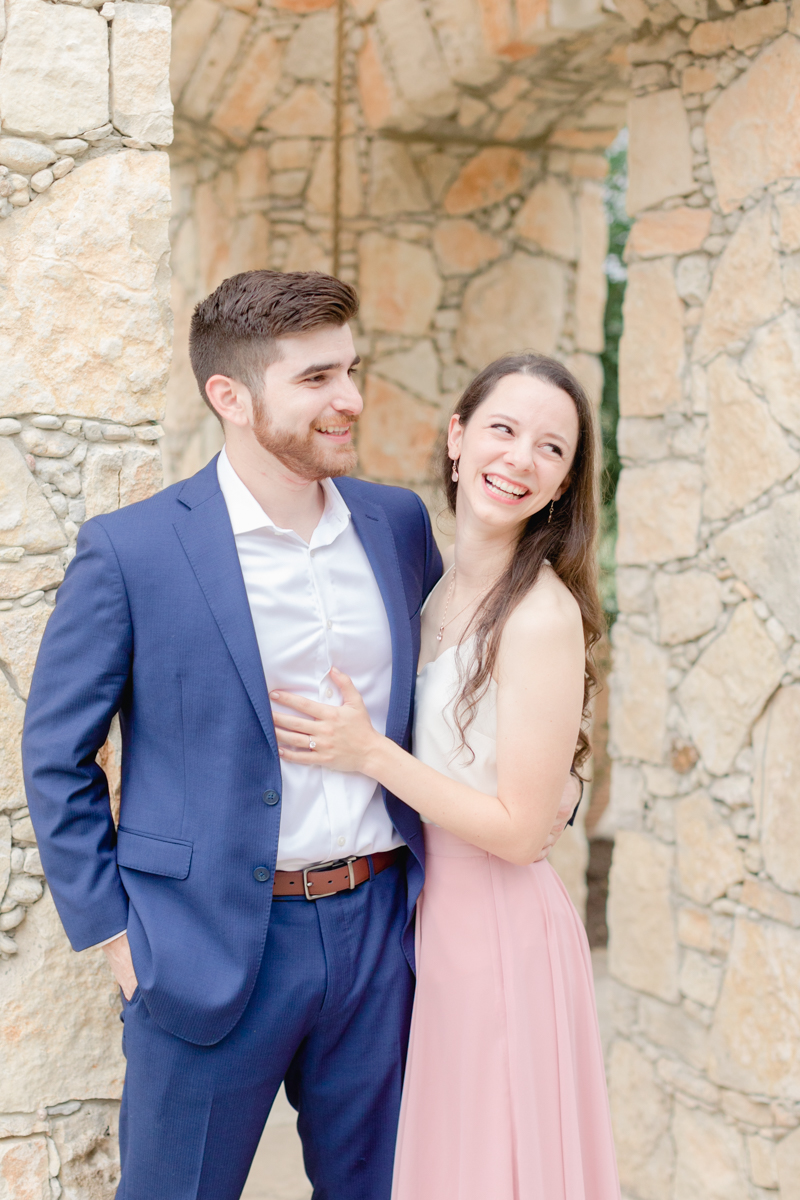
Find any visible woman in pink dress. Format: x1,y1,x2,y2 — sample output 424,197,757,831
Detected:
271,353,620,1199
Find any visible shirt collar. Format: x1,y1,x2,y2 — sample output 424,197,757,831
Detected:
217,446,351,546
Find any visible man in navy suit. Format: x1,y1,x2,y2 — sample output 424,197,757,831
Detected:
23,271,575,1199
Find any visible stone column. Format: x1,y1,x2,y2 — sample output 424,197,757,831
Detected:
605,3,800,1195
0,1,172,1194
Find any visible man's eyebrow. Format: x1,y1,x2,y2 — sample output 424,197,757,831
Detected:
291,355,361,381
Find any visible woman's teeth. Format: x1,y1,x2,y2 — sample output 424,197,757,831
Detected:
484,474,528,498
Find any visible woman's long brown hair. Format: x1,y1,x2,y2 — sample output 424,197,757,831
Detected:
443,353,604,774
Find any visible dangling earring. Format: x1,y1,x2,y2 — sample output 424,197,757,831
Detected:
451,459,459,483
547,499,555,523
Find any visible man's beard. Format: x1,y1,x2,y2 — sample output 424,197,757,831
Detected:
252,404,358,481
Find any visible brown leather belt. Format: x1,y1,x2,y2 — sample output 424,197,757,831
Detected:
273,849,403,900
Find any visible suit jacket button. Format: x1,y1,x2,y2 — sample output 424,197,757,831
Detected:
263,790,279,805
253,867,270,882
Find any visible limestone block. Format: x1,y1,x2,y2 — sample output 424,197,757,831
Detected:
0,678,25,814
0,1136,49,1199
627,90,694,216
428,0,502,87
0,441,66,555
371,340,440,404
0,152,171,424
0,814,9,896
782,253,800,305
358,233,442,335
0,0,109,140
0,604,51,697
710,915,800,1099
444,148,525,216
618,260,684,418
0,139,55,176
616,567,654,615
357,28,403,130
368,141,428,216
730,2,787,50
111,3,173,146
608,624,669,763
753,686,800,895
675,792,744,905
682,64,719,94
615,461,702,565
575,183,607,354
703,356,799,521
376,0,458,119
50,1102,120,1199
0,556,63,601
694,201,783,362
83,444,162,520
180,8,250,123
548,813,588,921
689,19,733,55
306,139,361,217
777,1126,800,1199
457,253,566,370
0,888,125,1111
706,35,800,213
655,570,721,645
638,994,710,1072
562,352,603,408
170,0,221,99
432,220,502,275
359,375,440,483
715,494,800,640
678,603,784,776
672,1103,749,1200
284,11,335,81
609,1039,674,1200
513,177,576,260
608,831,679,1002
741,311,800,438
282,228,330,274
262,85,333,137
776,191,800,252
677,904,733,955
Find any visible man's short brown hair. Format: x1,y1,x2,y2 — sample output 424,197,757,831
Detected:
189,270,359,410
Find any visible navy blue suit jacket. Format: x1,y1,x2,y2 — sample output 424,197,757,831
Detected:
23,458,443,1046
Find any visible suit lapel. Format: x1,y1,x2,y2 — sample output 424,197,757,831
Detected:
173,464,278,758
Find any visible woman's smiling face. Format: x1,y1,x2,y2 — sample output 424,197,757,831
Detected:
447,371,580,533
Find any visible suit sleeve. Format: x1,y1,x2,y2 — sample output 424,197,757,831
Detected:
22,519,133,951
415,493,443,602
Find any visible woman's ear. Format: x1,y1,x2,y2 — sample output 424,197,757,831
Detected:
447,414,463,464
554,475,571,501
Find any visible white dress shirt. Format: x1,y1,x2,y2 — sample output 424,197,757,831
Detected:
217,447,403,870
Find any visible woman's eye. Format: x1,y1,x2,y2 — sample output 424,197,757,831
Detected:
544,443,563,457
491,423,513,435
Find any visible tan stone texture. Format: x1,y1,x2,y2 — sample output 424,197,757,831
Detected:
180,8,250,123
616,461,702,565
170,0,221,99
429,0,504,87
710,915,800,1099
777,190,800,252
627,90,694,215
675,792,744,905
111,3,173,147
677,904,733,955
672,1103,749,1200
627,207,711,259
284,10,335,82
457,252,566,370
575,183,607,354
513,177,576,260
358,233,442,335
0,604,51,697
619,260,684,417
262,85,333,136
211,33,283,143
0,888,125,1111
0,0,109,140
609,625,669,763
753,687,800,895
368,141,428,215
52,1102,121,1198
358,375,440,483
282,228,330,274
682,64,718,94
443,147,525,215
371,340,440,404
0,1136,49,1200
0,441,66,554
609,1039,674,1200
706,35,800,213
741,877,800,926
678,602,784,776
376,0,458,120
639,994,710,1072
562,352,604,407
608,832,679,1001
307,139,362,217
0,676,25,813
689,19,733,55
655,570,721,645
777,1126,800,1199
0,555,62,601
715,494,800,641
0,152,171,424
82,444,162,521
741,310,800,438
731,1,787,50
433,219,503,275
357,28,401,130
694,202,783,362
703,356,799,521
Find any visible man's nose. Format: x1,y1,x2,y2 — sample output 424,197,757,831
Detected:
332,374,364,415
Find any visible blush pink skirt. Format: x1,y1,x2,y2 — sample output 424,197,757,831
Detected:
392,825,620,1200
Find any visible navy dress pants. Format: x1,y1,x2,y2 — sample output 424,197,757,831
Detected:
116,859,414,1200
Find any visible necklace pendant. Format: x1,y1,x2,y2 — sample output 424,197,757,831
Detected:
436,631,443,641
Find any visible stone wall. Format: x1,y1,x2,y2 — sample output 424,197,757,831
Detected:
0,1,172,1194
603,4,800,1196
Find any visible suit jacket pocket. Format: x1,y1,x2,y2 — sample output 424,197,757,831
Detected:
116,827,193,880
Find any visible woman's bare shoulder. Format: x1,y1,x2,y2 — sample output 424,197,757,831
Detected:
503,565,583,646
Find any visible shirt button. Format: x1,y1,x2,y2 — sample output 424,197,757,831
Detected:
262,789,279,806
325,688,333,698
326,620,332,630
337,836,346,847
253,867,270,883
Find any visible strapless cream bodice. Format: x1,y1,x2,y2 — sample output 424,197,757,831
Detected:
412,641,497,820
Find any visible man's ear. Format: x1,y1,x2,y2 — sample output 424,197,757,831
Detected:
205,375,254,428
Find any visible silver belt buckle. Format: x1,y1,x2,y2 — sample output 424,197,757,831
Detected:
302,856,358,901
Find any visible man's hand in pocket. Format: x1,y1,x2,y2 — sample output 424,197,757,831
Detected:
103,932,138,1000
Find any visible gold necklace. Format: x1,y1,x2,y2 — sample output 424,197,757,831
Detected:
435,568,478,642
